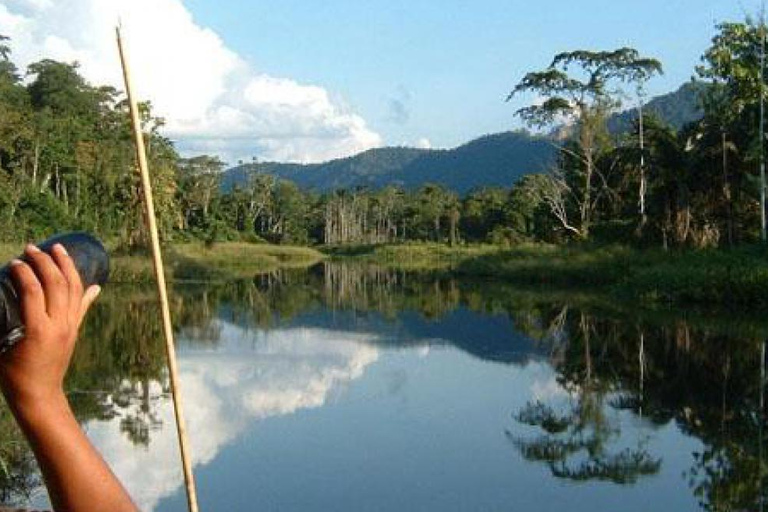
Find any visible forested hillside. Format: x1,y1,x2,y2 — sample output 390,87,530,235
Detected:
223,131,557,194
607,81,707,133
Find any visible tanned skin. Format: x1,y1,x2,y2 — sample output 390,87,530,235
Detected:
0,243,138,512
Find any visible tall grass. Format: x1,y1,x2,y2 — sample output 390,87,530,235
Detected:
325,242,500,270
328,241,768,308
167,242,323,281
0,245,17,266
0,242,324,283
457,244,768,308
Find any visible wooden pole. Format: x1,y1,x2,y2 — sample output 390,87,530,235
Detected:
761,12,767,243
116,27,200,512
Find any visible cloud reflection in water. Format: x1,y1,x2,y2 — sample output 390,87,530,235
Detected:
84,322,380,511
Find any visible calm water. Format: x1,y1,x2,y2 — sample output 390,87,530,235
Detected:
8,264,767,511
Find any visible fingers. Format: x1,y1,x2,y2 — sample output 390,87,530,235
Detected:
23,245,68,316
78,285,101,326
11,243,101,334
50,244,84,316
8,260,47,324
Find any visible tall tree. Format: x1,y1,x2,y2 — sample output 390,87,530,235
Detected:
697,18,768,244
178,155,225,231
508,48,662,239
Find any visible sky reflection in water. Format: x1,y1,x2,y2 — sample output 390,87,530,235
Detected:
74,306,703,512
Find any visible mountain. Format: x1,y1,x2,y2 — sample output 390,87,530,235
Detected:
223,83,704,195
222,131,556,195
608,81,707,133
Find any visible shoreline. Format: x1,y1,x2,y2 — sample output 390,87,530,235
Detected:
3,240,766,310
323,242,768,309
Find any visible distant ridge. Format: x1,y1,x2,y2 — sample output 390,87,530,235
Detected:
222,131,556,195
608,81,706,133
223,82,705,194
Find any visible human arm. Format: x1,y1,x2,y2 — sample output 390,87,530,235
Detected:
0,243,138,512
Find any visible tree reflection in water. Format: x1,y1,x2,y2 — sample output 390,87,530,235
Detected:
0,262,764,510
506,298,768,509
509,312,662,485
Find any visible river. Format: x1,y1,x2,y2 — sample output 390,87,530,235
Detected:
8,263,766,511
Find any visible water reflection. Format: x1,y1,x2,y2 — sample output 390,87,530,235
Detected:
86,324,379,511
0,262,765,511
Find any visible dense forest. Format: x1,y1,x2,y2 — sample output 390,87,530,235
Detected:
1,18,767,249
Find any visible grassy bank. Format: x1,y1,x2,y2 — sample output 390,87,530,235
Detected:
0,242,325,283
4,238,767,308
324,243,500,270
329,242,768,308
461,245,768,308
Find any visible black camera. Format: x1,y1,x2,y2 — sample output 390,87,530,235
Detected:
0,233,110,354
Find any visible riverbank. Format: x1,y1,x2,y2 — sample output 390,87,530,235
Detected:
3,240,767,308
327,243,768,309
0,242,325,283
324,243,498,270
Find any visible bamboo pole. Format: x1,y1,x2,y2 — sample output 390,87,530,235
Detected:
116,27,200,512
760,9,767,243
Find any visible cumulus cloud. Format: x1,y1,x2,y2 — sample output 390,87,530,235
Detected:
0,0,382,163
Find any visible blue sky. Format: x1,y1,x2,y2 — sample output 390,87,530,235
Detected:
1,0,755,162
185,0,748,148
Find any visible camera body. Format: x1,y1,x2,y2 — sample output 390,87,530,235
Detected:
0,233,109,354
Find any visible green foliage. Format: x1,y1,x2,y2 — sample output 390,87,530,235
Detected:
1,24,767,258
509,47,663,240
0,37,179,248
326,243,500,271
168,243,323,281
453,243,768,308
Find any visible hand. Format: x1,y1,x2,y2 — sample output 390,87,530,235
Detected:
0,244,137,511
0,244,101,411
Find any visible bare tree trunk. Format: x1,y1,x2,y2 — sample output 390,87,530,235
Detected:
580,129,594,239
636,101,647,239
54,163,60,198
722,131,734,247
62,179,69,212
449,208,459,247
32,140,40,185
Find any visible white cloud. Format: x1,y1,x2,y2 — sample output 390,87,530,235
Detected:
0,0,382,163
415,137,432,149
530,376,567,402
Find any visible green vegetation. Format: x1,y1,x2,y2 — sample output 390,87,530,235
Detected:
0,19,763,251
1,19,768,298
457,244,768,308
0,242,324,283
326,242,768,308
325,243,499,270
607,81,707,133
166,243,323,281
0,245,16,266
